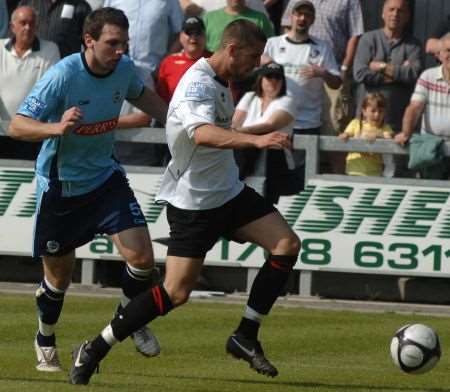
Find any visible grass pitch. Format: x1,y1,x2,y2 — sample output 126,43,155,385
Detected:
0,293,449,392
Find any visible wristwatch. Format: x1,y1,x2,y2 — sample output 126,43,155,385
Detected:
379,62,387,72
340,64,349,72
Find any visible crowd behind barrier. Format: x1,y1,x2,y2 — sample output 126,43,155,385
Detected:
2,119,450,297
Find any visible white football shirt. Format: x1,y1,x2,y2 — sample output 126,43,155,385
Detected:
263,34,340,129
156,57,243,210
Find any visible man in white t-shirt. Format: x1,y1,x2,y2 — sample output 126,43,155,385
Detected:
262,0,341,134
69,19,300,385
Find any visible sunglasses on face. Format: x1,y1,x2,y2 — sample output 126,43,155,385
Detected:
264,74,282,80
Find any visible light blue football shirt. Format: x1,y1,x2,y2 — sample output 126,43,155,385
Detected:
18,53,144,196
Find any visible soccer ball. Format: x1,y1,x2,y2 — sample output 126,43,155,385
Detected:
390,323,441,374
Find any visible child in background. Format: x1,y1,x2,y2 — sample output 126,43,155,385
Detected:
339,92,394,177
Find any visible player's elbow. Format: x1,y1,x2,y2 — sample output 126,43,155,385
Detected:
7,117,24,140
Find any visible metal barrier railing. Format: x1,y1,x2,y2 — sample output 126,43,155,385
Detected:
1,121,450,295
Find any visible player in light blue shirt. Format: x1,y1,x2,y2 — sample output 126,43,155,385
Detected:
8,7,167,372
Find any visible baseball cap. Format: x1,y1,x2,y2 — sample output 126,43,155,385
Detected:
182,16,205,35
291,0,315,14
259,62,285,78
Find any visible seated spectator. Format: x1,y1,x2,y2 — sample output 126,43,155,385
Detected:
232,62,297,203
353,0,423,176
426,14,450,58
203,0,274,53
18,0,91,58
0,6,60,159
395,33,450,179
339,92,393,177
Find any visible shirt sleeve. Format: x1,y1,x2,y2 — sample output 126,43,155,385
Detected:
125,61,146,100
410,71,430,104
348,0,365,37
321,41,340,76
168,0,184,34
17,66,65,120
343,118,359,137
275,95,297,118
176,80,217,138
353,32,385,86
236,92,254,112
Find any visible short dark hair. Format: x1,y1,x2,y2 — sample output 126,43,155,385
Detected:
82,7,129,40
219,19,267,50
253,70,287,98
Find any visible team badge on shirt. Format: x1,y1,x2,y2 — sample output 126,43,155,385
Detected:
112,90,123,103
23,96,46,117
185,82,208,99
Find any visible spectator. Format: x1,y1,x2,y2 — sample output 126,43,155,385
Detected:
180,0,270,18
425,14,450,58
339,92,393,177
115,16,211,166
0,6,59,159
395,33,450,179
157,16,210,104
104,0,184,79
232,62,297,203
263,1,340,129
203,0,274,52
353,0,422,134
18,0,91,58
104,0,184,167
282,0,363,175
0,0,8,37
262,0,340,191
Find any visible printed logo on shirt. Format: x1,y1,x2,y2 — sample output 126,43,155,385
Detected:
308,48,321,64
74,118,118,136
185,82,208,99
23,96,46,117
112,90,123,103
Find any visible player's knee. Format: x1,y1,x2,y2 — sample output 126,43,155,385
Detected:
272,233,301,256
126,251,154,271
45,275,71,291
165,287,190,308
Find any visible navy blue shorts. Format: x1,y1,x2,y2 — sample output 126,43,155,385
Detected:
33,171,147,257
166,185,276,258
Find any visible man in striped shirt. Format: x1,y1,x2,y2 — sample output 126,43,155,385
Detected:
396,33,450,179
396,33,450,145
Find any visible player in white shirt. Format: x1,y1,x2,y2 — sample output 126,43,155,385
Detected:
69,19,301,385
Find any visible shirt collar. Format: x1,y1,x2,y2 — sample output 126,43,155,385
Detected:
285,34,317,45
5,36,41,52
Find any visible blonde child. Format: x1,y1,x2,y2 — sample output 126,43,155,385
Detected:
339,92,394,176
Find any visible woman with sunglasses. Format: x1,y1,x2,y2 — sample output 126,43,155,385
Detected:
232,62,297,203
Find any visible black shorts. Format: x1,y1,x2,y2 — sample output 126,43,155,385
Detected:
33,171,147,257
166,185,276,258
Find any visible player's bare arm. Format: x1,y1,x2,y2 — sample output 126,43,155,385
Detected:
194,124,291,150
8,106,83,141
127,87,168,125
